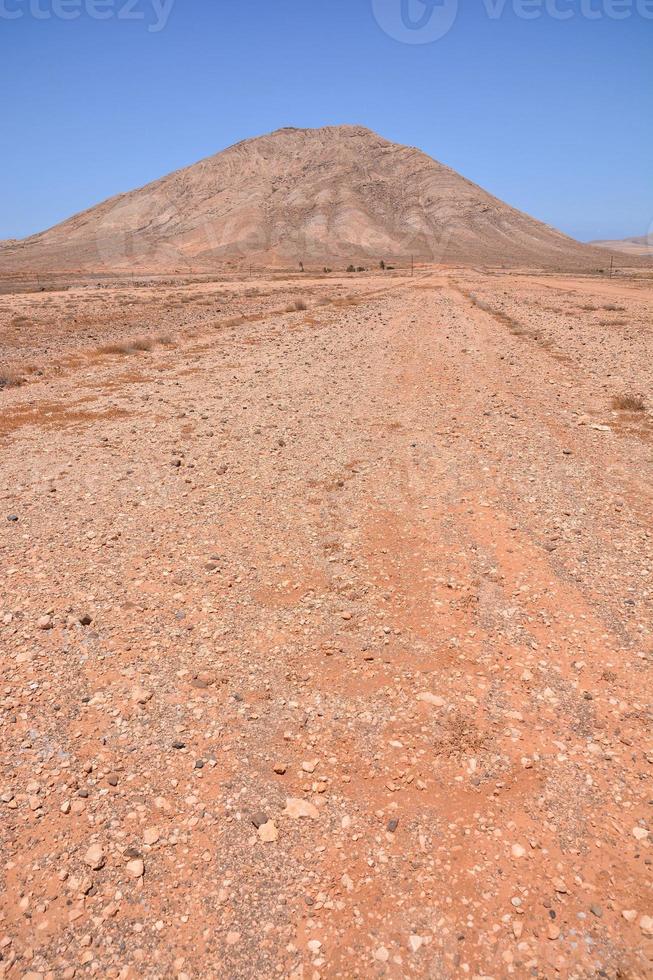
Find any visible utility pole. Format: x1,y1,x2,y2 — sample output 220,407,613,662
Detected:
609,255,614,279
411,254,414,277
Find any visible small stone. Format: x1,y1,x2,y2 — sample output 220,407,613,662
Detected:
78,613,93,626
251,811,269,829
37,615,54,630
7,514,18,522
302,760,317,773
307,939,322,955
632,826,648,841
132,687,153,704
284,798,319,820
258,821,278,843
374,947,389,963
143,827,160,845
416,692,445,707
106,773,119,787
640,915,653,937
547,924,560,940
387,819,399,833
226,931,240,946
511,844,526,858
408,935,423,953
622,909,637,923
171,740,186,750
126,858,144,878
273,763,287,775
83,843,105,870
590,904,603,918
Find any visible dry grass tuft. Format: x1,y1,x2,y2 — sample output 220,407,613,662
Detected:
0,370,25,390
98,336,155,356
612,393,646,412
286,299,308,312
130,337,154,351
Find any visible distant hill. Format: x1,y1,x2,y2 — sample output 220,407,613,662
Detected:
0,125,622,273
590,234,652,257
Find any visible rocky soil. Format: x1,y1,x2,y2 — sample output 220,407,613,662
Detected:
0,267,651,978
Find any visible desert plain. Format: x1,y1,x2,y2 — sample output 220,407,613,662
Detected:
0,263,652,979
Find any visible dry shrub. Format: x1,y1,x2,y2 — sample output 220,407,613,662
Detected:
612,393,646,412
286,299,308,312
98,336,153,355
0,370,25,389
599,318,627,327
131,337,154,351
602,303,625,312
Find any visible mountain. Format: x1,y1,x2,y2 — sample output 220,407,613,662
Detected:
590,234,652,257
0,125,617,273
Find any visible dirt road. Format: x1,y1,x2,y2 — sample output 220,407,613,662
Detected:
1,270,651,978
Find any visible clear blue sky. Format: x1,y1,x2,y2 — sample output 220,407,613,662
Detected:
1,0,651,242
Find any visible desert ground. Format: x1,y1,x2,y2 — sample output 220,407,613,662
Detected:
0,265,652,979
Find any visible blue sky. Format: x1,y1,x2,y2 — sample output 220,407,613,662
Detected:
1,0,651,242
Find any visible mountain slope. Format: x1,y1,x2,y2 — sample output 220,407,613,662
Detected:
0,125,612,272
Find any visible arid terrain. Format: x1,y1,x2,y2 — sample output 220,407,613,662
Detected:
591,235,653,258
0,263,652,979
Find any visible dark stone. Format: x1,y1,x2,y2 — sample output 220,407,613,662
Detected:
7,515,18,522
251,811,269,829
172,740,186,750
386,819,399,833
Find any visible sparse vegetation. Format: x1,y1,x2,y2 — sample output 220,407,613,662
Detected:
0,370,25,390
612,393,646,412
98,336,156,355
286,299,307,312
346,265,356,273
